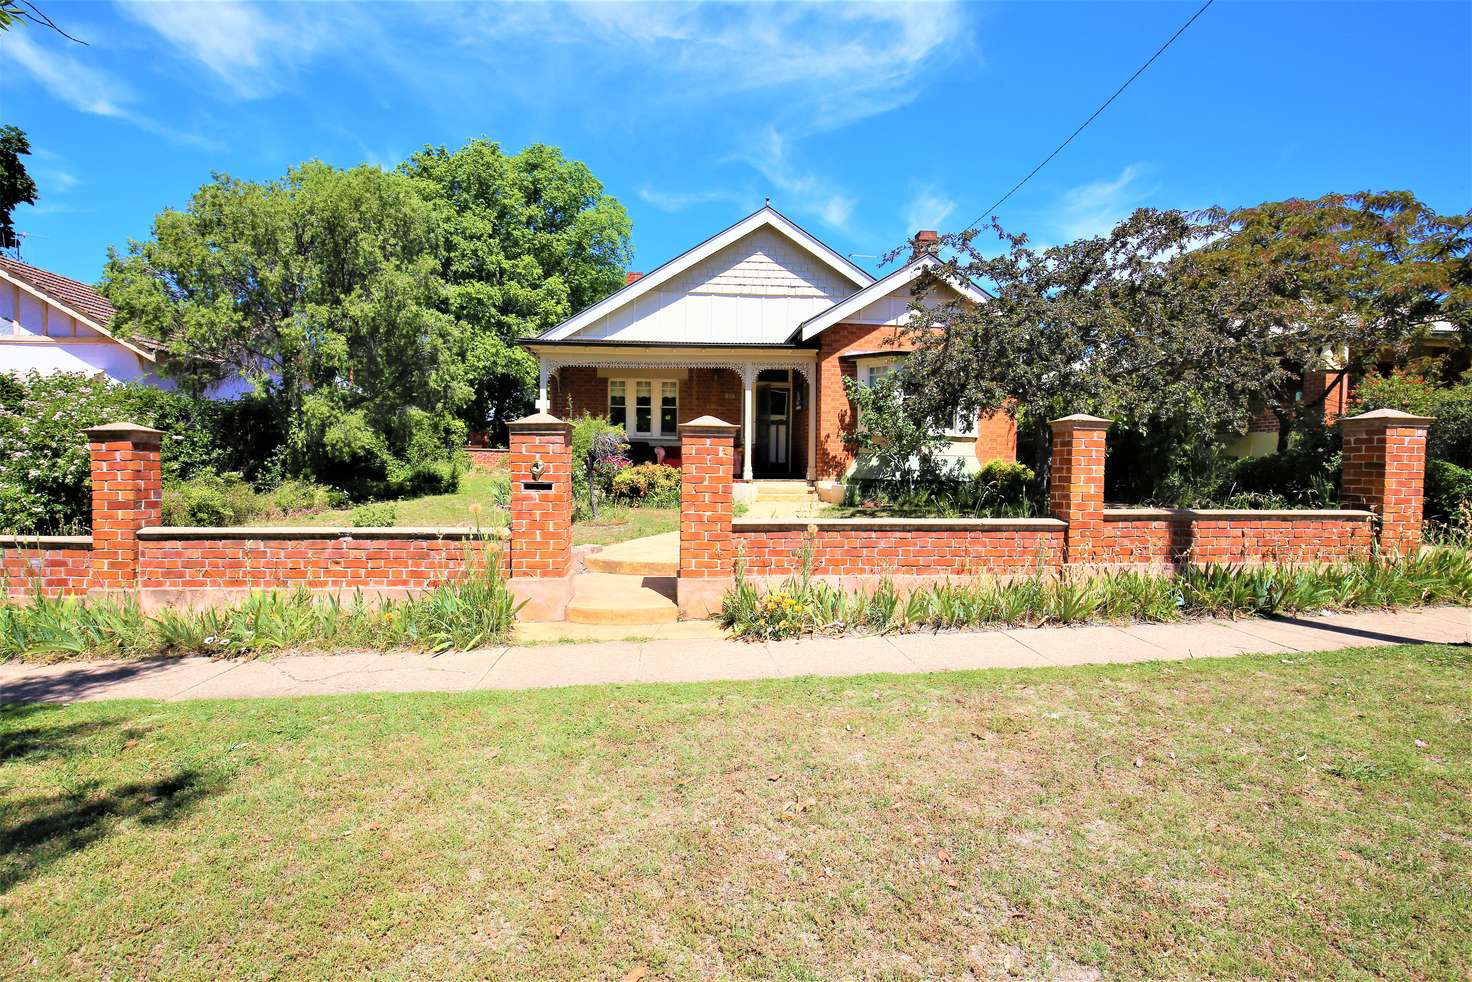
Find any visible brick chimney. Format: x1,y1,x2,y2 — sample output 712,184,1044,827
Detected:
912,230,940,259
625,272,643,285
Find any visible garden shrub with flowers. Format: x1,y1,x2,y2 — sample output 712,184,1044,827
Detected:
611,463,681,508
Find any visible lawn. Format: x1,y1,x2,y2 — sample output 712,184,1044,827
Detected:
279,469,677,546
3,644,1468,979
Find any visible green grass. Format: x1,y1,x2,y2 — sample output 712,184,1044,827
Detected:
281,470,512,529
3,644,1469,979
280,469,675,546
571,503,679,546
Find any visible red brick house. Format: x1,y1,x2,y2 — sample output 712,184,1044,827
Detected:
521,205,1014,501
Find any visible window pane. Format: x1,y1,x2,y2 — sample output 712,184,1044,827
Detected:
634,381,652,433
609,381,626,428
660,382,677,434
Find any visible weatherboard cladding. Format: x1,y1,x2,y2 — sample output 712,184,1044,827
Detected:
566,226,856,345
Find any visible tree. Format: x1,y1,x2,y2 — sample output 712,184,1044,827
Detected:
101,161,473,499
0,124,37,253
400,140,631,439
897,192,1470,483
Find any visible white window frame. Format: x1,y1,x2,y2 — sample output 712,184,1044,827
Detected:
608,377,679,439
856,355,977,438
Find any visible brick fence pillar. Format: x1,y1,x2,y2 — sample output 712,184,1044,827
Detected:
1050,414,1111,567
506,412,575,620
84,421,164,597
677,415,739,618
1340,408,1433,557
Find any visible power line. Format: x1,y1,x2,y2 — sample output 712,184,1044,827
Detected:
959,0,1214,234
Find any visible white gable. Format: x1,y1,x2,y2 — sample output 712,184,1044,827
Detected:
795,256,989,341
567,226,857,344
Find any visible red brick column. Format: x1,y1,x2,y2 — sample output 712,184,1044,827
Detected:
1340,408,1433,557
506,412,575,620
84,421,164,596
677,415,738,618
975,401,1018,464
1050,414,1111,566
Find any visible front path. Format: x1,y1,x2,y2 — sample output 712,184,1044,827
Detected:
2,606,1465,704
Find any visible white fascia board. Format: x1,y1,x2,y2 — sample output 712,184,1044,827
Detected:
795,256,989,342
538,206,874,341
0,269,156,362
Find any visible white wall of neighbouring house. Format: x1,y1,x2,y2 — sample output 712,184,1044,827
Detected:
0,286,253,398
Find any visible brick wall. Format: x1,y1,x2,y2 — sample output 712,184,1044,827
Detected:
136,529,495,594
1049,415,1109,565
549,367,743,434
975,409,1018,464
464,448,509,471
2,536,92,599
733,519,1064,577
1100,510,1375,569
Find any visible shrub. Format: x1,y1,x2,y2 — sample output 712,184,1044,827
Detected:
611,463,681,507
350,503,397,527
845,459,1039,517
0,371,282,534
267,480,346,516
1354,368,1472,468
160,472,263,526
1426,459,1472,524
569,414,629,517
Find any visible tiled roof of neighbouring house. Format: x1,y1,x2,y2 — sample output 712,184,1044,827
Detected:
0,254,116,327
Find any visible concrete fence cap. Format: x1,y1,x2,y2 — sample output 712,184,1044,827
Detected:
679,415,739,433
1049,413,1112,430
1340,407,1434,428
506,412,571,434
82,421,165,443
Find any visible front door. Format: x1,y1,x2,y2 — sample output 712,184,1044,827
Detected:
754,383,791,477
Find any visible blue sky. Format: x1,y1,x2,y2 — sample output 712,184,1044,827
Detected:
7,1,1470,284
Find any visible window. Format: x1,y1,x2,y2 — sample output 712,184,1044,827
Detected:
608,380,627,429
608,378,678,438
660,381,678,434
859,356,975,437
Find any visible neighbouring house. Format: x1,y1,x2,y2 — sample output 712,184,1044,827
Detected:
0,255,168,386
520,205,1014,501
0,255,251,398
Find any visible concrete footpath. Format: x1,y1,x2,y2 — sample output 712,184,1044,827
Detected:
1,607,1466,705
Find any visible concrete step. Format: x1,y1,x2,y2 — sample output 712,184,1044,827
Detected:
584,531,679,576
565,572,679,625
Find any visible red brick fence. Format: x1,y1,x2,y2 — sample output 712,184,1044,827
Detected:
0,407,1433,623
674,409,1431,617
2,417,575,618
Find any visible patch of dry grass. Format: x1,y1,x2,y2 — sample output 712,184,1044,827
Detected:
2,644,1469,979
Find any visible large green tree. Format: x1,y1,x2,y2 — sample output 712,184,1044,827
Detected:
0,124,37,252
101,161,472,498
895,192,1470,481
400,140,631,437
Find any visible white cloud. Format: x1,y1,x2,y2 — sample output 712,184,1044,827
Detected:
1055,164,1157,240
6,29,137,118
903,186,957,234
738,128,857,231
638,186,753,213
117,0,343,98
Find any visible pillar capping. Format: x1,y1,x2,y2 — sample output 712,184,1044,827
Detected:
1339,407,1434,430
1049,413,1112,432
679,415,739,436
506,412,572,436
83,421,165,445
